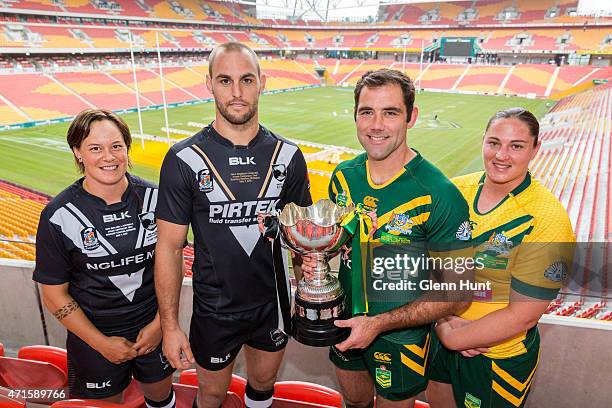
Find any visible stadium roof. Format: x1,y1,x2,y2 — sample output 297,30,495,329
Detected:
253,0,612,21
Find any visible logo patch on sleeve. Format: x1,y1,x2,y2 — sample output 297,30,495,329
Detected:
544,261,568,282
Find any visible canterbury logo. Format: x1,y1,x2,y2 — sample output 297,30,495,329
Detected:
363,196,379,210
374,352,391,362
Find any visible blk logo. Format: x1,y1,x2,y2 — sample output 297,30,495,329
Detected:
103,211,130,223
86,381,111,389
229,157,255,166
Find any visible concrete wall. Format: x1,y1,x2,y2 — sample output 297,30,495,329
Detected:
1,259,610,407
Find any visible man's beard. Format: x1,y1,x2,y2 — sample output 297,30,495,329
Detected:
216,99,258,126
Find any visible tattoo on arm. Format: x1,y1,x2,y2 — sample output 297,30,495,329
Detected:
53,300,80,321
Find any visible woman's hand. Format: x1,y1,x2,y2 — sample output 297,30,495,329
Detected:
96,336,138,364
133,316,163,356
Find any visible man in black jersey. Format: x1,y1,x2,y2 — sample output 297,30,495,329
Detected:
155,43,311,408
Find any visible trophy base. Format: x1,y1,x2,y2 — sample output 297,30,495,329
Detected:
292,296,350,347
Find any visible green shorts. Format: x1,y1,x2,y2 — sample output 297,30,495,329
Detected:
329,333,431,401
429,328,540,408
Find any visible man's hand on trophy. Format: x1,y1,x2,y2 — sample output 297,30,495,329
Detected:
300,254,318,280
257,212,279,241
333,316,381,351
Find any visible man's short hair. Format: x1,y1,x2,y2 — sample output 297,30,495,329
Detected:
208,42,261,77
354,69,416,122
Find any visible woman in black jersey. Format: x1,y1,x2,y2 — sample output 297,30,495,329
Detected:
34,109,175,407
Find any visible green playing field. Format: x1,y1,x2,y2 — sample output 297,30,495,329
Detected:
0,86,551,196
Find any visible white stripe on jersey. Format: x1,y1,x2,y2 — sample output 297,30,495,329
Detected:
108,267,145,302
136,187,158,249
66,202,118,255
176,147,228,203
178,145,264,257
261,142,298,199
49,205,115,257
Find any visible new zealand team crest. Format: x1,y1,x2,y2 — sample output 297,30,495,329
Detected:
197,169,214,193
81,227,100,251
139,211,157,231
272,163,287,182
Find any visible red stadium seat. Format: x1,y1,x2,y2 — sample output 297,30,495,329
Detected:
0,386,26,408
173,383,197,408
0,356,66,390
18,345,68,381
122,378,146,408
274,381,342,407
51,399,124,407
47,380,144,408
0,342,4,356
173,384,242,408
179,370,247,399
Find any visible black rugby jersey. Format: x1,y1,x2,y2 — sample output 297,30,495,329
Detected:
34,175,158,333
156,124,311,315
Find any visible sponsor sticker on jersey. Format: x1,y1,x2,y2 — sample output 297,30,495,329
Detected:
81,227,100,251
375,366,391,388
544,261,568,282
380,232,411,244
139,211,157,231
464,392,482,408
272,163,287,182
336,191,348,207
455,220,472,241
198,169,214,193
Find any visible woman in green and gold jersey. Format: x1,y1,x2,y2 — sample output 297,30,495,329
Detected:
427,108,576,408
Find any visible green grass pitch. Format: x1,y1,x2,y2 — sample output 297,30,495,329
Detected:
0,87,551,196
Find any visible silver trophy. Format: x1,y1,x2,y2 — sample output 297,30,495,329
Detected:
277,199,355,346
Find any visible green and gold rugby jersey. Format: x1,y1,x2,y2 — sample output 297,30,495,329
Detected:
328,151,471,344
453,171,575,358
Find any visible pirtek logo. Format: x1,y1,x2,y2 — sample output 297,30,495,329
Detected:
209,199,278,219
229,157,255,166
86,381,111,389
373,352,391,362
103,211,130,223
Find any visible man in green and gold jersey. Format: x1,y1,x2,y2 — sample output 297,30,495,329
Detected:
304,69,474,407
426,108,576,408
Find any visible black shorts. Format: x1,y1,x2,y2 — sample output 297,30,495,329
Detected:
190,300,289,371
66,328,175,399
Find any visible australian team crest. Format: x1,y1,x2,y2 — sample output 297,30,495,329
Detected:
139,211,157,231
483,232,513,256
385,211,413,235
81,227,100,251
197,169,213,193
455,220,472,241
